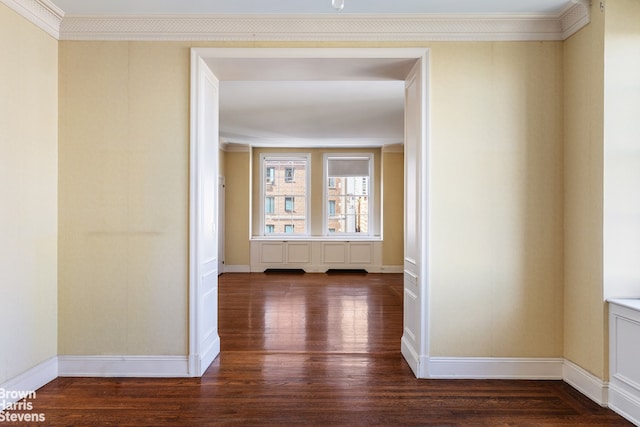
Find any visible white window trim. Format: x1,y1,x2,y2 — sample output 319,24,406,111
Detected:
323,153,374,237
259,153,311,237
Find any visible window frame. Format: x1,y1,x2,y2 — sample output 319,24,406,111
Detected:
323,153,374,237
259,153,311,237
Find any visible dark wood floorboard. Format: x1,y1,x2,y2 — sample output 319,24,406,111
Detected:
12,273,632,426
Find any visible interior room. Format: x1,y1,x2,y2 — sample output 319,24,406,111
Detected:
2,0,640,424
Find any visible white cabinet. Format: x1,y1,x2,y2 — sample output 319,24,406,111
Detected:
250,240,382,272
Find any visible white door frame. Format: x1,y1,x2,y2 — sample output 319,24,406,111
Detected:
188,47,430,377
189,51,221,376
218,176,225,274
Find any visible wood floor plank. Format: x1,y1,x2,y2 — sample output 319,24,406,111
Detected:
9,273,632,425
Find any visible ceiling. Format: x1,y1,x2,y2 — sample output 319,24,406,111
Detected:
46,0,576,148
210,57,415,147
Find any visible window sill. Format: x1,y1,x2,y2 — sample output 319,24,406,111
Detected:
252,235,382,242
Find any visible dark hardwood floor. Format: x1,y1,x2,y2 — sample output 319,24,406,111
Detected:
16,273,632,425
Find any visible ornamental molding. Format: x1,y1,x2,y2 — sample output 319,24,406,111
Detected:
4,0,591,42
560,0,591,40
58,13,572,42
1,0,63,39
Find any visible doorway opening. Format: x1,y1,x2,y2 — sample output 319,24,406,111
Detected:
189,47,430,378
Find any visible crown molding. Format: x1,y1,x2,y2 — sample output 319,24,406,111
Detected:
382,144,404,153
4,0,590,42
1,0,63,39
221,142,251,153
561,0,591,40
58,9,590,42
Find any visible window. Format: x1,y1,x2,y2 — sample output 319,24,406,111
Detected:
328,200,336,217
284,167,295,182
285,197,294,212
265,167,275,184
265,197,275,214
324,154,373,235
261,154,310,236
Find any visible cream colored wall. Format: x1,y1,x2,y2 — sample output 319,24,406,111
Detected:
58,42,190,355
563,3,606,378
219,147,226,177
382,149,404,266
0,4,58,382
224,150,251,266
603,0,640,299
58,39,566,359
429,42,565,357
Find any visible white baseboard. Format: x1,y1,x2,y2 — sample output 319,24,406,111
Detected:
400,337,420,377
0,357,58,408
221,265,251,273
380,265,404,273
190,337,220,377
609,382,640,426
563,359,608,406
428,357,564,379
58,356,190,378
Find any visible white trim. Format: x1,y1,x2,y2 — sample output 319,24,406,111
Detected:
0,0,63,38
428,357,564,379
609,383,640,426
57,12,590,42
381,265,404,273
188,50,201,377
58,356,190,378
188,51,221,377
561,0,591,40
608,300,640,424
563,359,609,406
0,358,57,408
401,337,421,377
197,337,220,378
382,144,404,154
222,264,251,273
221,143,250,153
0,1,590,42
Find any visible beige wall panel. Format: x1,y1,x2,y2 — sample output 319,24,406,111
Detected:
58,42,190,355
382,150,404,266
0,4,58,382
224,151,251,266
563,3,606,379
56,38,575,362
429,42,564,357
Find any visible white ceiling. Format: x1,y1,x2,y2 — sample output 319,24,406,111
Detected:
51,0,573,16
46,0,574,148
211,57,414,147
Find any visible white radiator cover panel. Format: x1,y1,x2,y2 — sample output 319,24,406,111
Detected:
250,240,383,272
